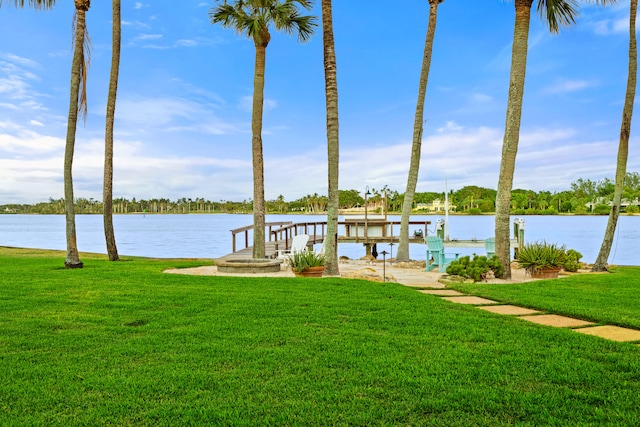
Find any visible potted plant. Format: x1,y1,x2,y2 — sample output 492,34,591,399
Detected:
289,250,326,277
516,241,566,279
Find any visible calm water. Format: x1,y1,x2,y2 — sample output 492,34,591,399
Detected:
0,214,638,265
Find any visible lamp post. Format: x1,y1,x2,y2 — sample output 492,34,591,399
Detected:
381,250,389,282
364,185,371,240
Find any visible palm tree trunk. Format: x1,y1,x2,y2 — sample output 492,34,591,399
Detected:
397,0,441,262
103,0,120,261
64,3,90,269
322,0,340,276
593,0,637,271
251,40,268,259
495,0,532,279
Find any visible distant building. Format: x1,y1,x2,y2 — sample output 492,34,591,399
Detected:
415,199,456,213
585,198,640,211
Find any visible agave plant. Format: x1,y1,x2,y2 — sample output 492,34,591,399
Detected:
516,241,567,274
288,250,326,273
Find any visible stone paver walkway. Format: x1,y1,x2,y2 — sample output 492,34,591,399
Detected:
575,325,640,342
441,296,499,305
478,305,541,316
421,287,640,346
418,289,463,296
518,314,594,328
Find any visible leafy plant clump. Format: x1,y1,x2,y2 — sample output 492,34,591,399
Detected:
446,254,504,282
516,241,567,274
563,249,583,272
288,250,326,273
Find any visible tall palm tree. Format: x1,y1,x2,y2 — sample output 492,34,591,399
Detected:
321,0,339,276
63,0,91,269
210,0,316,259
593,0,636,271
494,0,613,278
396,0,444,262
103,0,121,261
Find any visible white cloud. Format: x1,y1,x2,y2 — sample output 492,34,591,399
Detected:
471,92,493,104
544,78,597,94
134,33,163,42
0,58,47,110
29,120,44,127
0,53,39,69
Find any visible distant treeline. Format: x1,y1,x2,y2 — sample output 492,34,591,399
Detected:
3,173,640,215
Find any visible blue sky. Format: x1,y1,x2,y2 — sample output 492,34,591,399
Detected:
0,0,637,204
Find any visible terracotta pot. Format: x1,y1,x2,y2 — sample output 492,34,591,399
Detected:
293,266,325,277
531,267,562,279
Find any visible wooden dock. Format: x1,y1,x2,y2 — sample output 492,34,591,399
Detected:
218,218,526,261
218,219,430,261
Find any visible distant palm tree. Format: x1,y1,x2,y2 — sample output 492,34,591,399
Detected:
593,0,636,271
103,0,121,261
321,0,339,276
63,0,91,269
494,0,613,278
210,0,316,259
396,0,444,262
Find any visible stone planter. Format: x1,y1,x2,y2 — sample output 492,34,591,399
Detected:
216,258,282,274
531,267,562,279
293,266,325,278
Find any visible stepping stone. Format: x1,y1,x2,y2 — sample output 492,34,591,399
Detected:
574,325,640,342
518,314,594,328
418,289,463,296
441,296,498,305
478,305,541,316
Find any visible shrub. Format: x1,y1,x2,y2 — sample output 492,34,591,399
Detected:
593,204,611,215
446,254,504,282
467,208,483,215
564,249,583,272
625,205,639,214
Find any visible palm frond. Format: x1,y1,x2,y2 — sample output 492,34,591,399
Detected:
211,0,316,44
272,0,317,42
72,9,92,123
0,0,56,9
537,0,580,33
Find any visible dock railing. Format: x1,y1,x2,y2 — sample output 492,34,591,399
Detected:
230,219,432,254
230,221,292,253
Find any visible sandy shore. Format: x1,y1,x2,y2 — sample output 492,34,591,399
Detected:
165,258,535,288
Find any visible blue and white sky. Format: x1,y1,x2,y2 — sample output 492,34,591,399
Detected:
0,1,637,204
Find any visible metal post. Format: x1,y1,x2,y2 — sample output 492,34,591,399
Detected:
364,186,371,241
381,250,388,282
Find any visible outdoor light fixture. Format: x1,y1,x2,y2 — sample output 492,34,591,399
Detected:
381,250,389,282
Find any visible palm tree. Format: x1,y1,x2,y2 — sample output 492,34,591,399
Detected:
494,0,613,278
103,0,121,261
63,0,91,269
593,0,636,271
210,0,316,259
396,0,444,262
321,0,339,276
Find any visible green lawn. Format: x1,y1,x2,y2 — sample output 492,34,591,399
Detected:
1,248,639,426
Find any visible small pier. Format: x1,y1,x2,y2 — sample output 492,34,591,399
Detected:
219,218,526,261
219,218,431,261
